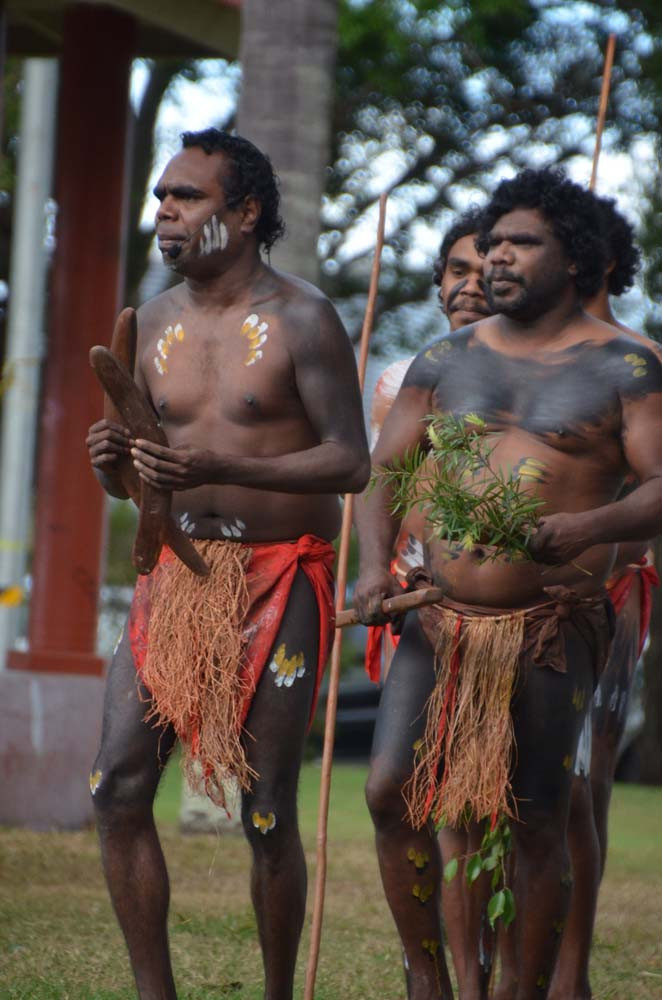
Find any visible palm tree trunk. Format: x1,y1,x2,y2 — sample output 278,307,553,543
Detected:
236,0,338,284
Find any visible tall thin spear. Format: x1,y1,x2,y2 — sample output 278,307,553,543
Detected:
303,192,388,1000
590,33,617,191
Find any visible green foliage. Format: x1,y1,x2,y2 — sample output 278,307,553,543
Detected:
105,499,138,586
442,814,516,929
638,137,662,343
326,2,662,345
373,412,544,561
0,58,23,195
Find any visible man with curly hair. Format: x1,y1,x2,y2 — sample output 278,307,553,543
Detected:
366,207,496,996
353,167,662,999
86,128,369,1000
540,196,660,1000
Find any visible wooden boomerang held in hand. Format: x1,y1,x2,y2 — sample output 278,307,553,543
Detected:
90,308,209,577
334,586,445,628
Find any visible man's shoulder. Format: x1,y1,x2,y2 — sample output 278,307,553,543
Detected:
585,323,662,396
404,326,476,388
269,268,334,318
612,326,662,365
266,269,346,347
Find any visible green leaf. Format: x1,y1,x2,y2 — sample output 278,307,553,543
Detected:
502,888,516,928
466,854,483,884
443,857,459,883
487,890,506,928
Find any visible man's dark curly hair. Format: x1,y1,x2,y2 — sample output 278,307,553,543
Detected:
181,128,285,253
432,206,485,286
595,195,641,296
476,167,607,298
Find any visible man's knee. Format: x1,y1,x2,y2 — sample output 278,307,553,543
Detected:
365,765,406,831
89,748,157,821
241,782,297,856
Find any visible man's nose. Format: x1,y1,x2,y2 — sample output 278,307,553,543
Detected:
155,195,177,222
465,272,486,296
487,241,514,266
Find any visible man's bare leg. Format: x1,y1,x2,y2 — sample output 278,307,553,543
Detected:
366,615,454,1000
439,822,493,999
491,850,517,1000
91,628,178,1000
548,776,598,1000
507,623,596,1000
439,826,468,989
240,570,320,1000
550,579,640,1000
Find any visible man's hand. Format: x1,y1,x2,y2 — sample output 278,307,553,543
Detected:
131,439,220,491
86,419,131,471
528,511,593,565
353,567,404,625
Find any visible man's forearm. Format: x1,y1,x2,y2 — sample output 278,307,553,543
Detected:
354,481,402,573
589,476,662,545
213,441,369,495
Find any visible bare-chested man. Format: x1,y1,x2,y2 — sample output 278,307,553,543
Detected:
86,128,369,1000
353,167,662,1000
541,195,661,1000
366,207,495,994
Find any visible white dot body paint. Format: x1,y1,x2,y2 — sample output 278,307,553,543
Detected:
252,811,276,834
179,512,196,535
220,517,245,539
269,644,306,688
153,323,185,375
241,314,269,367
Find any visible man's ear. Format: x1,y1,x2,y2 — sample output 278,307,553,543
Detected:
568,262,578,276
240,195,261,236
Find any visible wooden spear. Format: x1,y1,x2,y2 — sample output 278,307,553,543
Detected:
303,193,387,1000
589,33,616,191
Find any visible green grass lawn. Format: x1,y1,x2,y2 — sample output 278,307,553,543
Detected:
1,763,661,999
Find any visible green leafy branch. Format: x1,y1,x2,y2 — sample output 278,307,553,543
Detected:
443,816,516,929
372,412,545,561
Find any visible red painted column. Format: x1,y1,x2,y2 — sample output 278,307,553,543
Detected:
9,5,135,676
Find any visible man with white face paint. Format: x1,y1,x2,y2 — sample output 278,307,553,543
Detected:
86,128,369,1000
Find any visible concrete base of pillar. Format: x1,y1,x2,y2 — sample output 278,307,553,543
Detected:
0,668,105,830
180,773,242,834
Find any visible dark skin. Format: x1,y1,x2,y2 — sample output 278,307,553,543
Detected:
439,233,492,328
542,290,662,1000
87,145,369,1000
369,231,494,997
354,207,662,1000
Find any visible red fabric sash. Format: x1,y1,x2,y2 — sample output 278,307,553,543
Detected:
129,534,336,729
606,559,659,658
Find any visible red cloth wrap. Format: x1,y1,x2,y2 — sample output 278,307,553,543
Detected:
129,534,336,730
365,559,407,683
606,558,659,659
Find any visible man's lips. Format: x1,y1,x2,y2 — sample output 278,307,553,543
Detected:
450,301,491,317
487,272,522,291
157,235,186,249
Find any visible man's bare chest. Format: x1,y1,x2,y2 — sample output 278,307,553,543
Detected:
430,340,622,447
140,310,299,427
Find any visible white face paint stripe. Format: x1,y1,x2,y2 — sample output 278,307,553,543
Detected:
201,223,212,255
